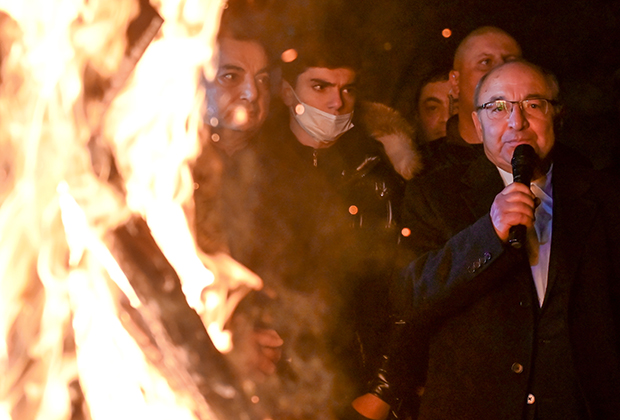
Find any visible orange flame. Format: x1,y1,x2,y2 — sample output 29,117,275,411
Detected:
0,0,262,418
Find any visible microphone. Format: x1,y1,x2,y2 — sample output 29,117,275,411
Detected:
508,144,538,249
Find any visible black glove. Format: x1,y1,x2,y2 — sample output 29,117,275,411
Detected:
367,319,407,407
367,318,428,419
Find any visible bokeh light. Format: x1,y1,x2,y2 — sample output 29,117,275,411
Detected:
281,48,298,63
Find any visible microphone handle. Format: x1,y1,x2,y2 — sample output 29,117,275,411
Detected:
507,174,529,249
508,224,526,249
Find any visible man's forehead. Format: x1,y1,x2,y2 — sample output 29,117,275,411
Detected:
463,33,520,61
218,38,268,67
479,65,550,100
299,67,357,84
420,81,450,101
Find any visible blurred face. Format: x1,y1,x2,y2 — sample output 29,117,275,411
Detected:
472,62,556,173
452,32,522,116
418,80,452,141
284,67,357,115
205,37,270,135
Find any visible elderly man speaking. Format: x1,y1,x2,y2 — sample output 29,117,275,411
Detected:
379,60,620,420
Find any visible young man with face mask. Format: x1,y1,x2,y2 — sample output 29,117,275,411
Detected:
273,36,421,221
235,31,423,418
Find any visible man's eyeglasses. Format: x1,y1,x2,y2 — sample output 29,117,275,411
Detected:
476,98,557,120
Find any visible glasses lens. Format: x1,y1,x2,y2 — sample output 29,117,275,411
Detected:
483,99,551,120
522,99,548,118
485,100,510,120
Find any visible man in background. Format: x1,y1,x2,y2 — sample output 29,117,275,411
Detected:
415,67,455,143
200,13,271,156
423,26,522,172
192,8,284,386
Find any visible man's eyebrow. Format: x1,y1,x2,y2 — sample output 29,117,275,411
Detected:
485,93,550,102
473,52,493,61
487,95,506,102
219,64,245,72
309,78,335,86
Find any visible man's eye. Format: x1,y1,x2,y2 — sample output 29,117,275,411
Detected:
312,84,326,91
480,58,491,67
256,74,271,87
219,72,239,84
491,102,507,112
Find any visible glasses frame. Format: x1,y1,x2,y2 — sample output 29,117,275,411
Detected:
476,98,558,120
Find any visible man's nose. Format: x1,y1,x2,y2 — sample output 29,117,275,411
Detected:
239,76,258,102
439,106,450,125
508,103,529,130
327,90,344,112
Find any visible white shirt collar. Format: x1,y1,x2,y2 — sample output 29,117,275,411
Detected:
496,164,553,196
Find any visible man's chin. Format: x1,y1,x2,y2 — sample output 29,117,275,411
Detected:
223,115,261,130
223,123,261,138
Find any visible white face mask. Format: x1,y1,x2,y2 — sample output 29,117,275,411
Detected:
288,86,354,144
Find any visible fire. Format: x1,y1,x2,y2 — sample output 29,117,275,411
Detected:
0,0,262,419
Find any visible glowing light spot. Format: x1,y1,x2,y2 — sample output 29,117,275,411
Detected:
383,42,392,51
211,133,220,142
442,28,452,38
401,227,411,237
295,104,305,115
207,322,232,353
281,48,298,63
193,182,199,190
349,205,359,215
232,106,248,126
209,117,218,127
251,395,260,403
204,290,221,312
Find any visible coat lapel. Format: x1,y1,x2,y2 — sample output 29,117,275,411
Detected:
546,148,598,299
460,155,505,220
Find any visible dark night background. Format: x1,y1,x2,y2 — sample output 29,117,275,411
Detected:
353,0,620,170
246,0,620,170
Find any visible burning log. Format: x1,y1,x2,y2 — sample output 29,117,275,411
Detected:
106,215,262,420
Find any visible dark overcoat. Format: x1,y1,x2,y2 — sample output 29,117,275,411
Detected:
399,143,620,420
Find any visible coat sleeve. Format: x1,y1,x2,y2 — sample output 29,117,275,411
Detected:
398,177,525,327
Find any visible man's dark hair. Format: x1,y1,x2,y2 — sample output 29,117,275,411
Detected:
280,29,362,87
414,66,452,113
217,7,265,44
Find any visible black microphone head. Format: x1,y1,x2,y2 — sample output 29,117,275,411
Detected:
511,144,538,185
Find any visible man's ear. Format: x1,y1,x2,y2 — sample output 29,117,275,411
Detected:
471,110,483,142
449,70,460,98
281,81,295,107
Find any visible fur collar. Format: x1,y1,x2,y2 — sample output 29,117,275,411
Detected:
357,101,423,180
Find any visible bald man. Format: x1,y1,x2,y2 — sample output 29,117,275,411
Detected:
423,26,522,172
